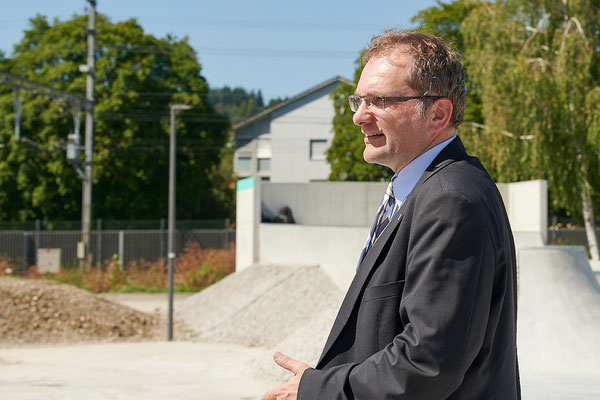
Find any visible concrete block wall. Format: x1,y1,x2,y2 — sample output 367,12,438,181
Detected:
261,181,388,227
497,179,548,245
237,179,549,291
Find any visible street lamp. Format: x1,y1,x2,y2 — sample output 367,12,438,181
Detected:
168,104,192,341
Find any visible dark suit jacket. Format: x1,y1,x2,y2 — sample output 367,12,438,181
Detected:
299,137,521,399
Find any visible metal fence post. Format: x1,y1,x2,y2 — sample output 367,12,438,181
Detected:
96,219,102,268
160,218,166,262
35,219,41,266
118,230,124,266
21,232,30,274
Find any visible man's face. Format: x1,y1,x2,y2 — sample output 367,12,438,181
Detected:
353,48,433,173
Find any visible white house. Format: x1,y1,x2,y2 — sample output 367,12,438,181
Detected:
233,76,353,183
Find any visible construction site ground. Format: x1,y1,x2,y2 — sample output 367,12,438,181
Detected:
2,256,600,400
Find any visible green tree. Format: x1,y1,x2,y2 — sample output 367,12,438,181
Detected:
463,0,600,260
0,14,230,222
209,86,265,124
207,135,236,221
410,0,482,121
411,0,494,169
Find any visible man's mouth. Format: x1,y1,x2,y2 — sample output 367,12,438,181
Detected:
364,131,385,146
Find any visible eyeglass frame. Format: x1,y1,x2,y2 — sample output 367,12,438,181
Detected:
348,94,443,112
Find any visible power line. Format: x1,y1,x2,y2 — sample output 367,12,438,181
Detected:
1,42,357,59
195,47,356,59
0,71,91,111
0,16,383,32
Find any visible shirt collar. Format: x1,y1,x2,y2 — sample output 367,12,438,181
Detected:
392,135,456,206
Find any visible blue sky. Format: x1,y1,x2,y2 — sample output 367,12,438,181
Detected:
0,0,444,102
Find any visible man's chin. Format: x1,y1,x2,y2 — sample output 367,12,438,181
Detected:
363,150,384,166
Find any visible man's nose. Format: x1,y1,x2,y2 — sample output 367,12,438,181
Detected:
352,102,374,127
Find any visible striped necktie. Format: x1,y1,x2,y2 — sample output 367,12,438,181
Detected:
358,180,399,267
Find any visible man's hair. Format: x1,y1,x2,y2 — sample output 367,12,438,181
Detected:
363,30,466,128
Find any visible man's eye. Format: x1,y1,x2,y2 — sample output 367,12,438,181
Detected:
363,96,375,106
374,97,386,109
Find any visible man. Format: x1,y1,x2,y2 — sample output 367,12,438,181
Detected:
262,30,520,399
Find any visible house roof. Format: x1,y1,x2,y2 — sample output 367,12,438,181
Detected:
232,75,353,131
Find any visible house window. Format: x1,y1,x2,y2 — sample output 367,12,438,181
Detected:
257,158,271,171
310,139,328,161
238,157,251,171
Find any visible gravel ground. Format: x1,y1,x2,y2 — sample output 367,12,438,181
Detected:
177,264,343,348
176,263,344,384
3,267,600,399
97,292,196,316
0,277,162,346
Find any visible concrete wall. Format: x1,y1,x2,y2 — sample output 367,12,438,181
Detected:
517,246,600,373
259,224,368,290
270,85,337,183
260,179,547,235
262,181,388,226
235,177,261,271
237,179,549,291
497,179,548,245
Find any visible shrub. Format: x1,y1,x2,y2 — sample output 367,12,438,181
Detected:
26,242,236,293
0,255,18,276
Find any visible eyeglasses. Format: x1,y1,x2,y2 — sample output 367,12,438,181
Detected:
348,94,443,112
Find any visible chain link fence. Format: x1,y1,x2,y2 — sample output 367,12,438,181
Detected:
0,219,234,272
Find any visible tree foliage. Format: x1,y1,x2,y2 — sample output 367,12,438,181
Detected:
208,86,287,125
411,0,483,126
0,14,231,221
463,0,600,258
462,0,599,215
209,86,265,124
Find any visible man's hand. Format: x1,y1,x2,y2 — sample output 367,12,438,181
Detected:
260,352,310,400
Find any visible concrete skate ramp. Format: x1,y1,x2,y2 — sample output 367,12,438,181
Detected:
177,264,343,349
518,246,600,374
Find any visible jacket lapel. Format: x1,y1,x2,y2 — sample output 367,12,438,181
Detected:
317,136,468,367
318,211,404,366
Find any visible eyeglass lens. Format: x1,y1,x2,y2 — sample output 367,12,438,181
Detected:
349,95,384,112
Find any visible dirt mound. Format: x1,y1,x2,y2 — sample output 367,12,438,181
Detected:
0,277,161,346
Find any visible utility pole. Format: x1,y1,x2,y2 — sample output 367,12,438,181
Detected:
80,0,96,266
167,104,192,341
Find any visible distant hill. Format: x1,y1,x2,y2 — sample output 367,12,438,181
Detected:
209,86,285,125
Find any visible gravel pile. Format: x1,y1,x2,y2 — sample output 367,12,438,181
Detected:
249,293,344,385
0,277,161,346
176,263,345,384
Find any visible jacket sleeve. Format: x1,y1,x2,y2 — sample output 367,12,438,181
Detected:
299,188,496,399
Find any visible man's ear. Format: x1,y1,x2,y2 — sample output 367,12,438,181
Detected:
427,98,453,134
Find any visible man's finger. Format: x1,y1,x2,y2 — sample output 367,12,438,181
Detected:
273,352,307,374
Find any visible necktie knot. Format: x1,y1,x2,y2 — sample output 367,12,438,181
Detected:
385,181,395,198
